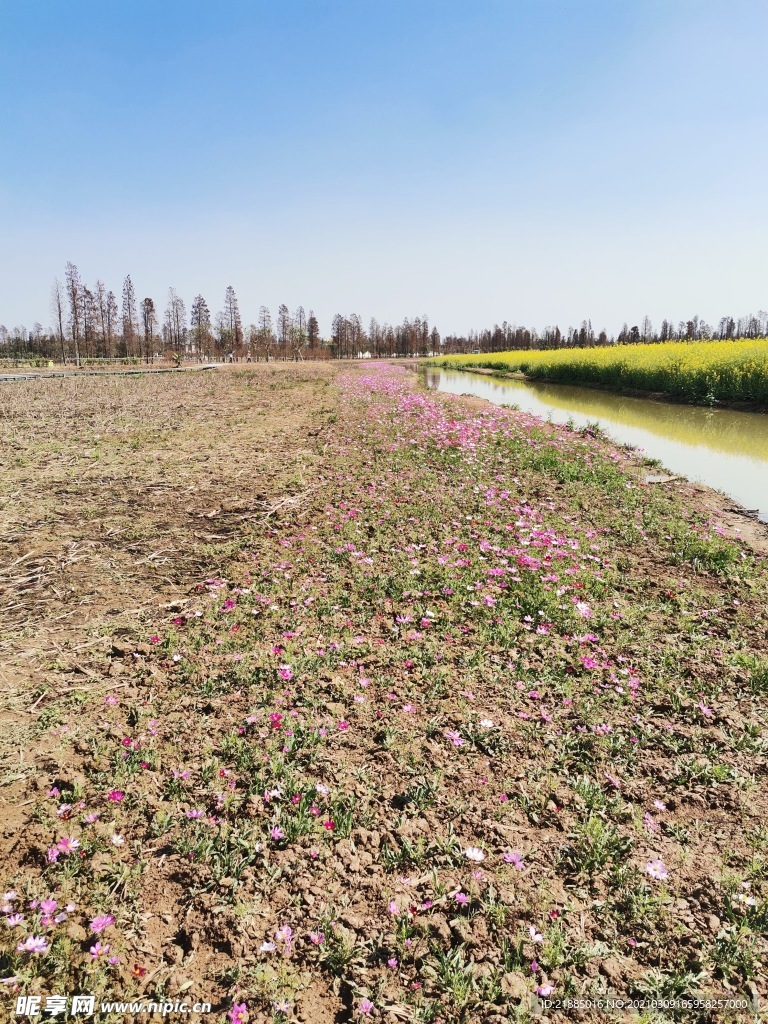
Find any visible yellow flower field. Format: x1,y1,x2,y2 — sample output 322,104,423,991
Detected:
428,337,768,405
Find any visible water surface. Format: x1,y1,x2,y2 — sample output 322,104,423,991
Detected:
424,368,768,522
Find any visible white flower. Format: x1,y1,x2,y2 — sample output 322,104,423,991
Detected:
645,859,669,881
260,941,276,952
529,925,544,943
464,846,486,863
478,718,495,729
737,893,757,907
110,834,125,847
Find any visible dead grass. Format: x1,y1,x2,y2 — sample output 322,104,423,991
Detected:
0,364,338,786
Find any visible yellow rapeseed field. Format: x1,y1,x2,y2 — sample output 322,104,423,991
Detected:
428,337,768,405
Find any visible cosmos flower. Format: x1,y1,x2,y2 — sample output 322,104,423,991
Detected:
503,851,526,870
16,935,49,955
645,860,669,881
89,914,115,934
464,846,485,862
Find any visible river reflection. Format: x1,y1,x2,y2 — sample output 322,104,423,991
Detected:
423,368,768,522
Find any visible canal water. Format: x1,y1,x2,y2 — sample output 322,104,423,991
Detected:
423,368,768,522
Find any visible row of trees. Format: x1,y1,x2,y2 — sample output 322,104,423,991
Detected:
1,265,333,364
1,264,766,361
443,311,768,354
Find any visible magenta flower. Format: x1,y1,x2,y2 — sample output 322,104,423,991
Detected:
454,892,469,905
107,790,124,803
337,720,349,731
227,1003,248,1024
89,913,115,933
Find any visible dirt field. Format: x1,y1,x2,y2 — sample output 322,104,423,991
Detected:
1,363,767,1023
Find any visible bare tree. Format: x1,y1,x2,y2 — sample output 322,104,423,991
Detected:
64,262,82,365
258,306,274,361
50,278,68,364
122,275,139,357
307,310,320,351
219,286,243,354
141,297,157,363
190,295,212,358
165,288,187,356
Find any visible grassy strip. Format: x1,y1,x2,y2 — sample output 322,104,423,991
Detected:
2,363,768,1022
427,338,768,406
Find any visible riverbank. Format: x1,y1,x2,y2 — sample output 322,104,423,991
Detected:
428,337,768,411
2,363,767,1021
436,364,768,415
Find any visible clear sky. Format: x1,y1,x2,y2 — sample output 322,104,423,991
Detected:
1,0,766,337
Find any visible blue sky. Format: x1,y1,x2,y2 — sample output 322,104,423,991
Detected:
1,0,766,336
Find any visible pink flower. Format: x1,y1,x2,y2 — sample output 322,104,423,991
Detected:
89,914,115,933
454,892,469,905
503,851,526,870
537,984,554,997
278,665,293,681
308,931,324,945
16,935,49,955
359,998,374,1016
90,941,111,958
56,836,80,856
270,827,285,840
107,790,124,803
105,695,119,706
46,847,59,864
387,956,398,967
444,729,463,747
337,720,349,731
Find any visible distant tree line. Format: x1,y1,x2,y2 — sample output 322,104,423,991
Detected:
443,311,768,354
0,264,335,364
1,264,766,361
